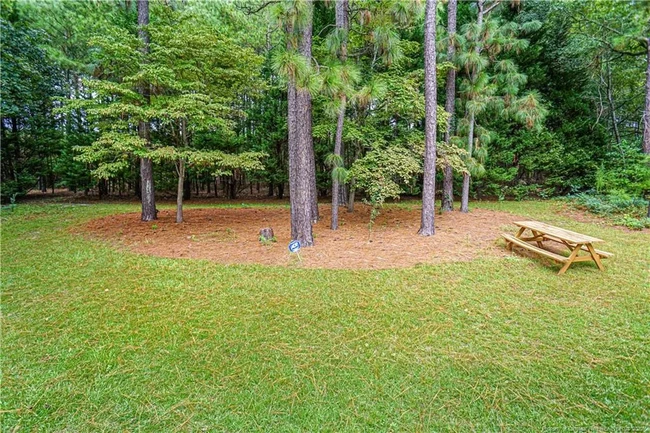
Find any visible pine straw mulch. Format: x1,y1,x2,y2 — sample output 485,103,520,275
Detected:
80,204,524,269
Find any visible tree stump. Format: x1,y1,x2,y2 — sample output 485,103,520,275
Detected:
259,227,274,242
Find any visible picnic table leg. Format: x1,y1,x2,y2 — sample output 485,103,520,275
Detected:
558,243,584,275
510,227,527,251
532,230,544,249
586,243,605,271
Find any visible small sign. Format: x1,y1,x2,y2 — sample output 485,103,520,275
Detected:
288,240,301,253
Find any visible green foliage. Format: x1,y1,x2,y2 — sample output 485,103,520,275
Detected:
593,141,650,197
348,145,422,207
569,191,649,229
0,2,62,200
63,5,265,184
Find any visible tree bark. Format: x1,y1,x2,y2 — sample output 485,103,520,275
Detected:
643,38,650,154
347,181,355,213
460,0,484,214
441,0,457,213
176,118,188,223
643,38,650,218
461,111,475,213
419,0,438,236
287,5,314,246
299,5,319,224
605,60,621,145
137,0,156,221
331,0,349,230
176,159,185,223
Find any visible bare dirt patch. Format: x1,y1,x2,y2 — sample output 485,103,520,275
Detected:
81,205,521,269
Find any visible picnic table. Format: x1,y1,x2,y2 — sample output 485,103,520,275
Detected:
502,221,613,275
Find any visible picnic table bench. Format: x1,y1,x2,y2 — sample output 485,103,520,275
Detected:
502,221,613,275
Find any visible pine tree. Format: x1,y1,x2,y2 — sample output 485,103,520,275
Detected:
330,0,349,230
441,0,457,213
419,0,438,236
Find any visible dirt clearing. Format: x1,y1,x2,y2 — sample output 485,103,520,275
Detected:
82,204,521,269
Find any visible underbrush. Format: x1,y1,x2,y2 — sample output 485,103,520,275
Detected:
567,192,650,230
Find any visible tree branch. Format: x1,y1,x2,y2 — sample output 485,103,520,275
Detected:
483,0,501,16
238,1,279,15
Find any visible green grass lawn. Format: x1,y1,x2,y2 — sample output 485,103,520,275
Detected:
2,200,648,432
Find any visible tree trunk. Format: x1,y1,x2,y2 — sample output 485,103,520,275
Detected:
331,96,346,230
228,175,237,199
643,38,650,218
441,0,457,213
331,0,349,230
419,0,438,236
286,2,315,246
347,181,355,213
137,0,156,221
461,111,475,213
461,172,470,212
176,118,188,223
605,60,621,145
176,159,185,223
98,179,108,199
643,38,650,155
299,4,319,225
460,0,483,214
140,158,156,220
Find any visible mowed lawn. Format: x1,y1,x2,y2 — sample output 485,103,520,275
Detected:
1,201,648,432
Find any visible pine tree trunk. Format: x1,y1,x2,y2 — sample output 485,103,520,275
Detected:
419,0,438,236
299,6,319,224
461,111,475,213
643,38,650,155
331,0,349,230
331,104,343,230
460,0,483,214
287,8,314,246
137,0,156,221
643,38,650,218
441,0,457,213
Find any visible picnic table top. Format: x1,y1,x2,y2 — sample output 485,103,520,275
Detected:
514,221,605,244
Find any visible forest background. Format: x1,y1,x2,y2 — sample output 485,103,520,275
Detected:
1,0,649,229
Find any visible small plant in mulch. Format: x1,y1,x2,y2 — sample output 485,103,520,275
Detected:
259,236,277,246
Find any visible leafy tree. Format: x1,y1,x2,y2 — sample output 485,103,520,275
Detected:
69,2,265,222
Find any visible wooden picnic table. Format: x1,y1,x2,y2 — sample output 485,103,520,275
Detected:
502,221,613,275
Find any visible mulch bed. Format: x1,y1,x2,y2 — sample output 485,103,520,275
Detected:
80,204,521,269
